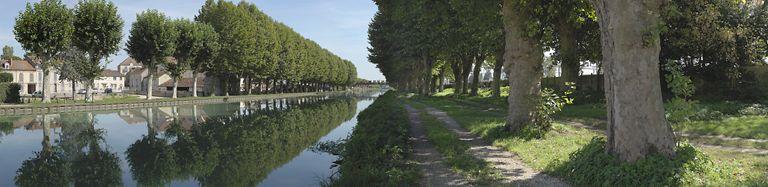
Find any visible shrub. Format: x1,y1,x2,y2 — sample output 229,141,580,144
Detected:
664,61,701,122
528,83,574,138
738,104,768,116
548,137,734,186
0,72,12,83
0,83,21,103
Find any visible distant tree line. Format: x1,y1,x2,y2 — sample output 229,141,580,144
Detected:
12,0,357,102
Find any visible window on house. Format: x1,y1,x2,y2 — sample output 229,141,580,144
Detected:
29,73,33,82
18,73,23,82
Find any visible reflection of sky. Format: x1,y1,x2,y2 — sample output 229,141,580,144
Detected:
0,96,373,187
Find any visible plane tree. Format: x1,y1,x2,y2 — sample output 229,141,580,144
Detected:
72,0,123,102
14,0,74,103
126,10,178,100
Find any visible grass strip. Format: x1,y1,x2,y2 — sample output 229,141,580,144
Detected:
418,109,498,183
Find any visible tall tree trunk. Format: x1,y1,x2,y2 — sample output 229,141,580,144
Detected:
471,54,485,96
438,66,446,92
461,57,473,95
146,68,154,100
591,0,676,162
246,77,252,95
558,19,580,86
424,56,435,95
223,75,229,96
192,71,199,97
42,67,51,103
451,60,464,96
493,48,504,98
85,80,93,102
71,80,76,100
502,0,544,132
172,77,178,99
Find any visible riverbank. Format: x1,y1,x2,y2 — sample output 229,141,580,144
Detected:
0,90,366,116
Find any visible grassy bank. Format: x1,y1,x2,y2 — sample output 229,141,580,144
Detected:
332,91,418,186
412,96,768,186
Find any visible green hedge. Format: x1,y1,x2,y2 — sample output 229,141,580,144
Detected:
0,72,12,83
333,91,418,186
0,83,21,103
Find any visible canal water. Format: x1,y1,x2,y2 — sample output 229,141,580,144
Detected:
0,93,379,186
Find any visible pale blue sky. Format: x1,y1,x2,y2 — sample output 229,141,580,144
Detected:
0,0,384,80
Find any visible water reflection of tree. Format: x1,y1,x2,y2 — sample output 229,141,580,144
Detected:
124,97,358,186
14,116,70,187
15,113,123,187
126,107,178,186
68,113,122,187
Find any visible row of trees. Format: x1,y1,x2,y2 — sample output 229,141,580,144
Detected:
13,0,357,102
370,0,767,162
14,0,123,102
126,0,358,99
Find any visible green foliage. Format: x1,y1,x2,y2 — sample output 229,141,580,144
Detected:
13,0,74,64
0,83,22,103
126,10,178,71
665,61,695,98
661,0,766,101
528,83,574,138
665,61,700,122
333,91,419,186
548,137,735,186
0,72,12,83
1,46,21,61
72,0,123,84
14,150,71,187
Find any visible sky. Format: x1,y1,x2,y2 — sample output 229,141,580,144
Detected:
0,0,385,80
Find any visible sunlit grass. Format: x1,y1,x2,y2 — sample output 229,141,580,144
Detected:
676,116,768,139
412,96,768,185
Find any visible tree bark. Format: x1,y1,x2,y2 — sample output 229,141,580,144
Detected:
172,77,178,99
558,19,580,86
42,67,51,103
192,72,198,97
470,54,485,96
591,0,676,162
85,80,93,102
461,57,473,95
493,48,504,98
438,66,446,92
451,60,464,96
146,68,154,100
71,80,76,100
502,0,545,132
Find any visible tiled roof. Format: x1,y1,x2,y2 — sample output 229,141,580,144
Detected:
101,69,123,77
2,60,36,71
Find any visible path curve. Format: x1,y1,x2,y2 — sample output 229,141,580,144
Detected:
421,105,569,187
404,105,471,186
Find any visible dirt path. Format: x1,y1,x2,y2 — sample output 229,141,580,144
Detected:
404,105,471,186
420,106,569,187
